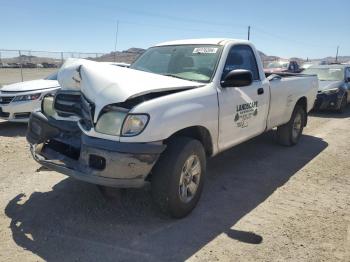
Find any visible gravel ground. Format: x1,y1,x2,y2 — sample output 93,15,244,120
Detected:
0,108,349,262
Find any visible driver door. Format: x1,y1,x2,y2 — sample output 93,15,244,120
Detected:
217,44,269,151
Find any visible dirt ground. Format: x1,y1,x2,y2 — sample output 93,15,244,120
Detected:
0,68,57,87
0,108,349,262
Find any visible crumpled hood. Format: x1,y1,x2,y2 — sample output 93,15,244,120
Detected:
1,79,59,92
58,59,203,121
318,80,343,92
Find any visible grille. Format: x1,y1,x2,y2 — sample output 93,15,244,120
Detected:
0,96,15,105
14,112,31,119
54,92,81,116
53,91,95,130
79,95,95,130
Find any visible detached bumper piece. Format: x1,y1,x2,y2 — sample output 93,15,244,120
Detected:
27,111,166,188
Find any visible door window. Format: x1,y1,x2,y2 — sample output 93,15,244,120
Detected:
222,45,260,80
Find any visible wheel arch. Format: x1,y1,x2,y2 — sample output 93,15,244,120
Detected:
165,126,214,157
295,96,307,126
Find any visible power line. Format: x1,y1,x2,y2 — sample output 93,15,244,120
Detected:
82,0,248,29
252,26,337,50
119,20,246,36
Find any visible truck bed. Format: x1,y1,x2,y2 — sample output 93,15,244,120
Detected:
266,73,318,130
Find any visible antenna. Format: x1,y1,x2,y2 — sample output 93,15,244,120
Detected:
247,25,251,40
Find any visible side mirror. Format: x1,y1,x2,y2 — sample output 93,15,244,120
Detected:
221,69,253,88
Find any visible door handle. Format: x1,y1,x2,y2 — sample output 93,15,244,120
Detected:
257,88,264,95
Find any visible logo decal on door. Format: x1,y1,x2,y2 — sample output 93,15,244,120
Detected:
234,101,258,128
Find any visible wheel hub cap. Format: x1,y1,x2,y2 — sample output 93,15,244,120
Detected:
179,155,201,203
292,112,302,140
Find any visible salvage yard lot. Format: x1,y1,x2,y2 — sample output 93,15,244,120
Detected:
0,109,349,261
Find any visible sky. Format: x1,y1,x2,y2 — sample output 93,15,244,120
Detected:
1,0,349,59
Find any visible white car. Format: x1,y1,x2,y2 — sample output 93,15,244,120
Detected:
27,39,318,217
0,72,60,122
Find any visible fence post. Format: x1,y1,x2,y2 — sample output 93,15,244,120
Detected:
19,50,24,82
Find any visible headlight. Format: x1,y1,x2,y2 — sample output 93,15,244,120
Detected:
95,110,127,136
322,88,339,95
42,96,56,117
13,93,41,102
121,114,149,136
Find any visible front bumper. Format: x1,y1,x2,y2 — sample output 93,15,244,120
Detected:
27,111,166,188
0,100,41,122
314,92,343,110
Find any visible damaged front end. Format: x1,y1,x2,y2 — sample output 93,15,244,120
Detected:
26,59,201,187
26,95,165,188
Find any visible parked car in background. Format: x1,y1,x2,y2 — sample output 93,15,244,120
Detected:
22,62,37,68
26,39,318,217
0,63,10,68
42,62,58,68
264,60,302,74
300,62,318,71
303,65,350,113
0,72,60,122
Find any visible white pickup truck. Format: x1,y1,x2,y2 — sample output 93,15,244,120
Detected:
26,38,318,218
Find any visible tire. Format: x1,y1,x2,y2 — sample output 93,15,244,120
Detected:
338,95,347,113
277,105,306,146
151,137,206,218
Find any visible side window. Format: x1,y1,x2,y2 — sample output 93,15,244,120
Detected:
222,45,260,81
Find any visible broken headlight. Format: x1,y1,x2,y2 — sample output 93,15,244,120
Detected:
41,95,56,117
95,110,127,136
121,114,149,136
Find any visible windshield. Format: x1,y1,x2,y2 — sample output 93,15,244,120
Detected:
130,45,222,82
303,67,344,81
267,61,289,69
44,72,58,80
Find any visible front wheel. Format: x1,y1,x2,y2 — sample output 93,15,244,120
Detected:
277,105,306,146
338,95,347,113
151,137,206,218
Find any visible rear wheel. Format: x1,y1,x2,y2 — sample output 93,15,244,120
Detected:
277,105,306,146
151,137,206,218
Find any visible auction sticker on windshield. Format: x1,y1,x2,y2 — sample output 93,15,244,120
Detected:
193,47,218,54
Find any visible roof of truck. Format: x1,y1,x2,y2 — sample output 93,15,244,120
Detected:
155,38,249,47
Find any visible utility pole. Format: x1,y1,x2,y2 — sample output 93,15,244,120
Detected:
247,25,251,41
114,20,119,62
19,50,23,82
335,46,339,63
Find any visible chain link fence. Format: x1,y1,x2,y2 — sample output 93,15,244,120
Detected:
0,49,143,86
